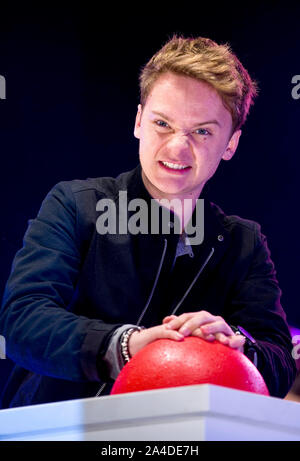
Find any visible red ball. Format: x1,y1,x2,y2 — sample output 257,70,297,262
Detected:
111,337,269,396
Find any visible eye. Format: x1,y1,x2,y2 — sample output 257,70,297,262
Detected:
194,128,211,136
154,120,170,129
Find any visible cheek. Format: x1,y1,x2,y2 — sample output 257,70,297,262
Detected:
138,134,156,168
139,130,162,157
194,145,223,172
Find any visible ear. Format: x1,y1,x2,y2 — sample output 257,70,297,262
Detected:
134,104,143,139
222,129,242,161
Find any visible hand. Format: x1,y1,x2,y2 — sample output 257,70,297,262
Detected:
163,311,245,353
128,323,184,358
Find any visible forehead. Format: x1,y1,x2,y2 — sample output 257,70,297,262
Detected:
144,72,231,126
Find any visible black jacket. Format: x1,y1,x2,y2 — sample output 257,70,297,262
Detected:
0,165,296,407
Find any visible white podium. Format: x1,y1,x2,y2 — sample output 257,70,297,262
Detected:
0,384,300,441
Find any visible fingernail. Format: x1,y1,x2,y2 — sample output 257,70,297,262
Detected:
220,337,229,344
176,333,184,340
179,328,190,336
205,334,215,341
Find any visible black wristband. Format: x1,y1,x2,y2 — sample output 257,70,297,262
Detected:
231,324,258,367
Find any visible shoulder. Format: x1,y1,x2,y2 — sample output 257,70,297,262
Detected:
41,167,137,214
40,168,139,239
31,167,139,252
50,167,138,202
209,201,264,245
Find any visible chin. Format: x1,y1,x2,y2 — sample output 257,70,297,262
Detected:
154,183,190,197
143,169,192,197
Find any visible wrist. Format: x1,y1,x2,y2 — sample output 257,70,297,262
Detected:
120,327,144,364
231,324,258,367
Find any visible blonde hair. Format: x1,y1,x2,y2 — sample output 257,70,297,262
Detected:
139,35,258,132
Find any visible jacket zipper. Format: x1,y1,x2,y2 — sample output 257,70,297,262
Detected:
171,247,215,316
136,238,168,326
95,239,168,397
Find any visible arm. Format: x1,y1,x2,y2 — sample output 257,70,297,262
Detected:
148,230,296,398
0,182,185,383
224,232,297,397
0,182,123,382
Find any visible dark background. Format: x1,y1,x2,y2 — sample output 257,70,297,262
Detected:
0,2,299,392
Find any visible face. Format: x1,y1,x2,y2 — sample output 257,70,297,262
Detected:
134,72,241,201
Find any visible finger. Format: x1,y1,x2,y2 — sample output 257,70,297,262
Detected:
162,315,177,324
178,313,220,336
129,325,184,357
214,332,230,345
228,334,246,351
145,325,184,342
192,328,215,341
164,313,193,330
165,311,216,332
200,320,234,337
214,333,245,352
192,329,245,352
162,326,185,341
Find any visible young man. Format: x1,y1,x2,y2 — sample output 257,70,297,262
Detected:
0,36,296,408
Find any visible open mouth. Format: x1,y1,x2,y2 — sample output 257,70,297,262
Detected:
159,161,191,173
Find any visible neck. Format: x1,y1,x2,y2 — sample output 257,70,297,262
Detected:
141,170,203,232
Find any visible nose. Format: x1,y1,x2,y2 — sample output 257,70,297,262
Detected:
167,132,191,153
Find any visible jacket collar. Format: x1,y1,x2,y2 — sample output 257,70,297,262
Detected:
117,163,231,249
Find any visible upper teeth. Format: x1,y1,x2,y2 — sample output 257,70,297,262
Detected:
162,161,189,170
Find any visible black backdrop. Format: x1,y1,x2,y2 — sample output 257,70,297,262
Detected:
0,2,299,392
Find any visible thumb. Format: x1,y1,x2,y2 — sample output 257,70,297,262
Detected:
129,324,184,357
162,315,177,324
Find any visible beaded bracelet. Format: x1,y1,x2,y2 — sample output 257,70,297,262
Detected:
120,327,144,363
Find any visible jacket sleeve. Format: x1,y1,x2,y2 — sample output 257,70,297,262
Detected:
0,182,122,383
226,227,297,398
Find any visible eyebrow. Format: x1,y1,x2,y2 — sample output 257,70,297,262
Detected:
151,111,221,128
